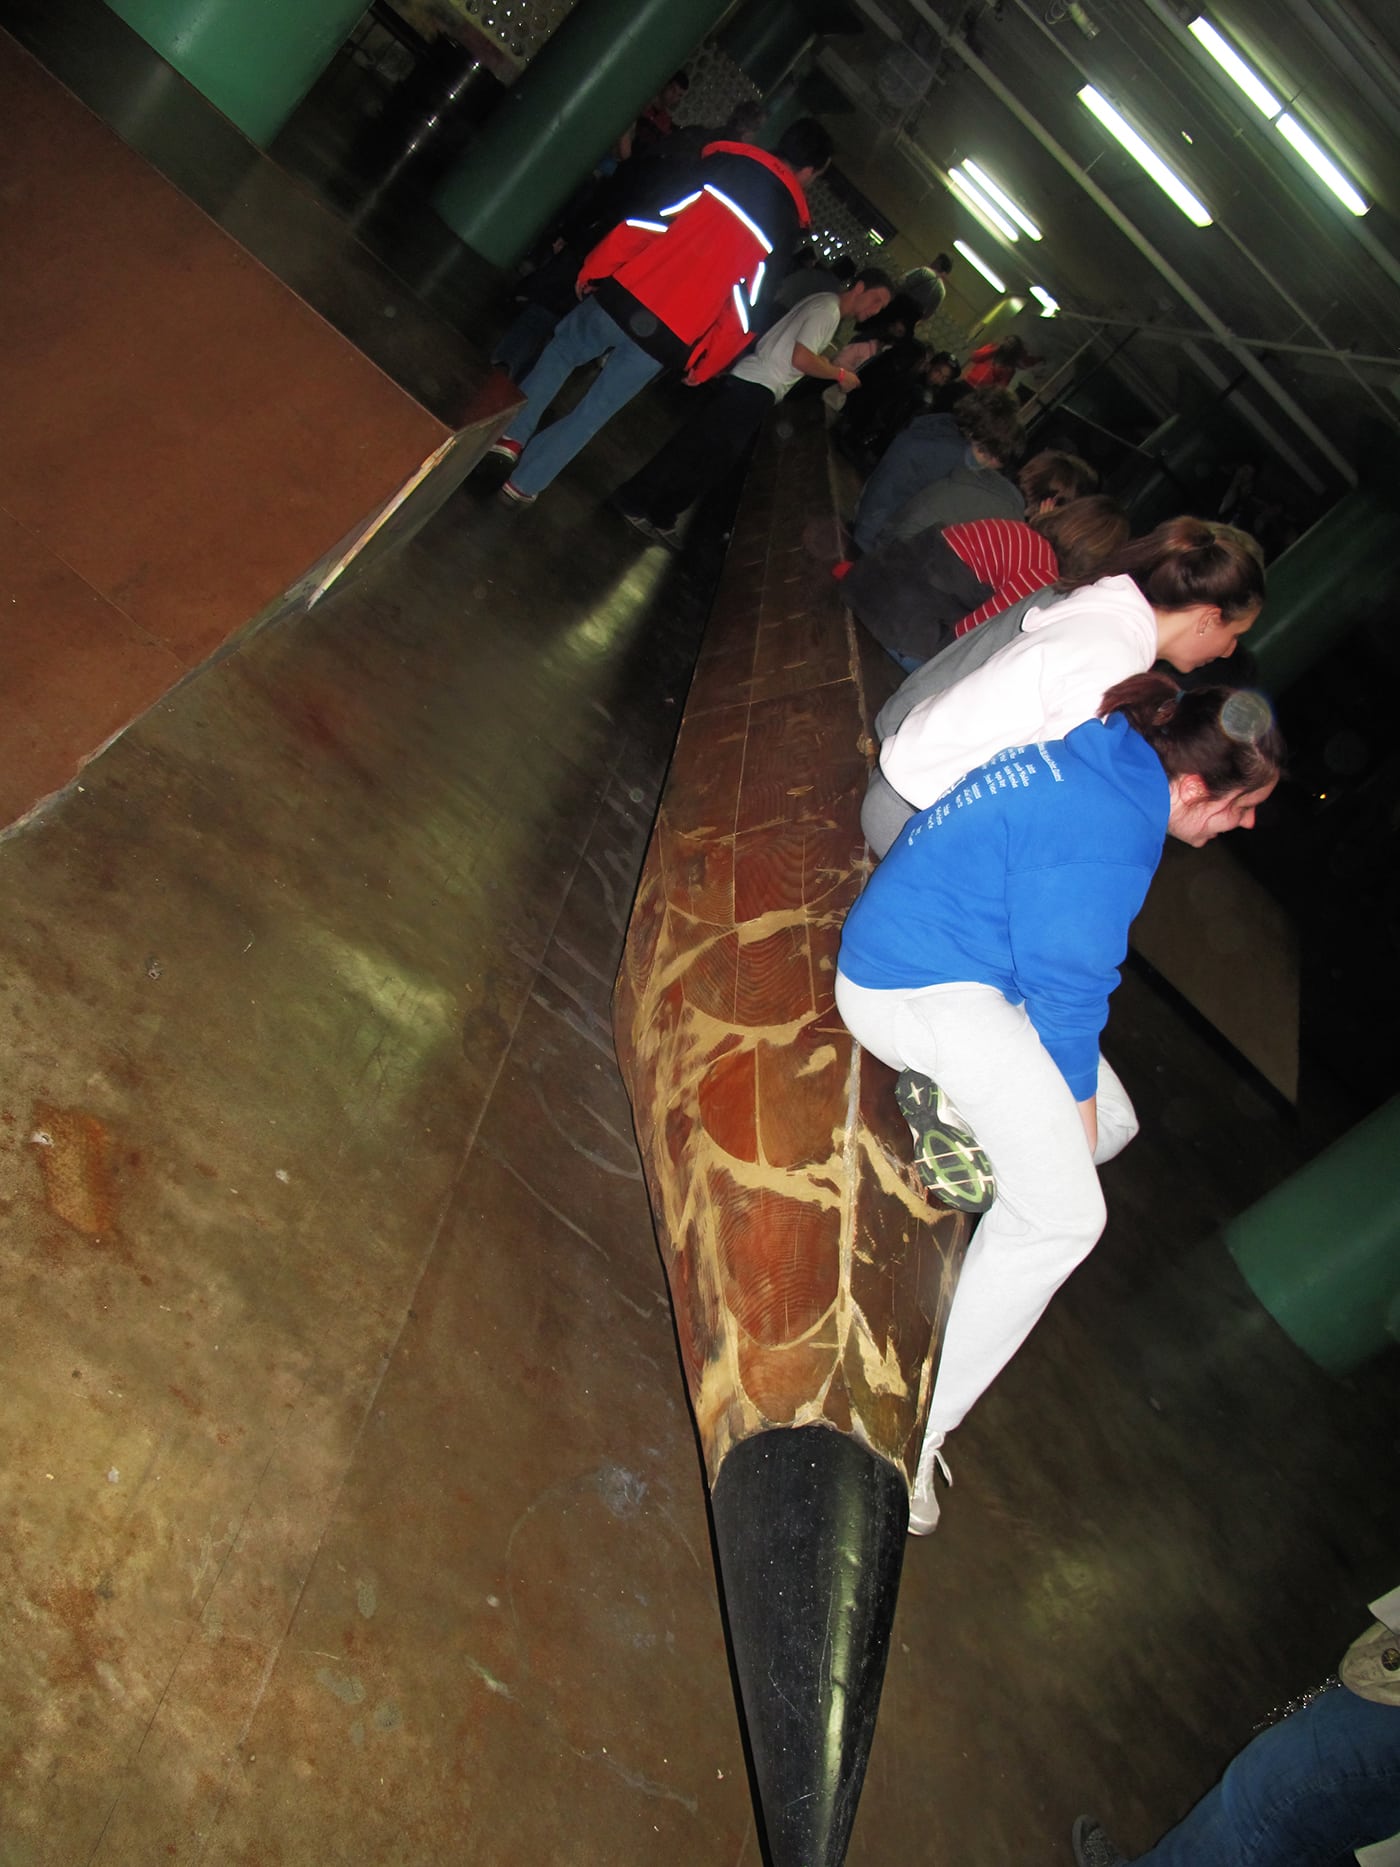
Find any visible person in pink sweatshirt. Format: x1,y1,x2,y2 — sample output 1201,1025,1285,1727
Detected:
865,517,1266,857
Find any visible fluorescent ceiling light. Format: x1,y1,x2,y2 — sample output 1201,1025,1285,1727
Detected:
1029,285,1060,317
953,239,1006,291
948,166,1019,241
1187,17,1280,118
961,159,1043,240
1078,85,1213,226
1275,112,1370,215
1188,15,1369,216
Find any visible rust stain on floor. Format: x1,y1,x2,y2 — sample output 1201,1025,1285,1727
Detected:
28,1102,117,1239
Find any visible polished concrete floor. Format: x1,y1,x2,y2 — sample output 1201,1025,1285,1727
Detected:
4,16,1399,1866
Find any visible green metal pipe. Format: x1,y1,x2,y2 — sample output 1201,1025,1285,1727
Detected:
1227,1096,1400,1376
1248,482,1400,697
105,0,368,147
718,0,818,92
432,0,732,268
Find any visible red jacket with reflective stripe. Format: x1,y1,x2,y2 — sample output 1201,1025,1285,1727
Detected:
578,142,811,384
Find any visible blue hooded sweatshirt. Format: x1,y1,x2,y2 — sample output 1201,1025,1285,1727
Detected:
852,412,974,554
837,712,1169,1100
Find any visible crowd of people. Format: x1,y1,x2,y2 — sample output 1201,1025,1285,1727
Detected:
475,117,1288,1544
473,102,1398,1867
480,100,973,526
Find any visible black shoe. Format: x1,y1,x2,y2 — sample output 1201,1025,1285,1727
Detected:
1072,1816,1127,1867
618,508,661,542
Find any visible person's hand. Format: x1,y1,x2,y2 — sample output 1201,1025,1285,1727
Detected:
1077,1096,1098,1156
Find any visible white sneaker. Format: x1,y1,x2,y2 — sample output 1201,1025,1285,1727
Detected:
909,1430,952,1536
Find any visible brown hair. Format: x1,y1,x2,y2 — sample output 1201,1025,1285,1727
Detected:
1072,515,1266,620
1032,495,1130,585
1099,673,1285,797
953,388,1024,467
1019,449,1099,509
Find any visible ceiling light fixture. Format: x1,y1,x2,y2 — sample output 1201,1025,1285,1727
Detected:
1077,84,1213,226
953,239,1006,291
1029,285,1060,317
948,166,1019,241
1187,17,1280,118
961,159,1044,240
1187,16,1369,216
1274,113,1370,216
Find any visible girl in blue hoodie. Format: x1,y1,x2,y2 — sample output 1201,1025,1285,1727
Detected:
836,673,1284,1533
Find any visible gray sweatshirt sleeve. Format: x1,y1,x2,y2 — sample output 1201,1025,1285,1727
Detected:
873,590,1051,742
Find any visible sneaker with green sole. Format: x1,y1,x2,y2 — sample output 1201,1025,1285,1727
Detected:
893,1069,997,1212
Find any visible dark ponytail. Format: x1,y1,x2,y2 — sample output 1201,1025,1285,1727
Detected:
1099,673,1285,797
1064,516,1266,622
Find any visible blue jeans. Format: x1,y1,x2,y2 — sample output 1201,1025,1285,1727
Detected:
503,297,662,496
1133,1685,1400,1866
490,302,559,382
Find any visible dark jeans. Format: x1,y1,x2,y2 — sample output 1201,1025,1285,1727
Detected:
614,378,775,527
491,303,560,383
1133,1685,1400,1866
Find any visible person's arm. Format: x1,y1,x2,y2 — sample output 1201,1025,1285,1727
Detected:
792,342,859,389
1006,856,1157,1107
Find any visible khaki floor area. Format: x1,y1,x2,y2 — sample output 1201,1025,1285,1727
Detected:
3,406,1397,1865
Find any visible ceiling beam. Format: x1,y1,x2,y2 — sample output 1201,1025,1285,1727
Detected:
1055,310,1400,372
897,0,1358,485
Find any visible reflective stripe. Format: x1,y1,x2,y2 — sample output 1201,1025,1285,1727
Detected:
703,184,774,253
659,190,703,216
748,260,766,306
732,282,751,334
624,218,668,233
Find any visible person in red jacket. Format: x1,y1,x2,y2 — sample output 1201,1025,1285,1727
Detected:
487,119,834,506
963,335,1039,390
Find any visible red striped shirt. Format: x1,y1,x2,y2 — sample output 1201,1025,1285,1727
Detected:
943,519,1058,636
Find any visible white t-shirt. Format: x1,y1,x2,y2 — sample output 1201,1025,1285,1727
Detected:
880,575,1160,809
731,293,842,401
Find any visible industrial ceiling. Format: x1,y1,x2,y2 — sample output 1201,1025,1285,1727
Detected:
814,0,1400,500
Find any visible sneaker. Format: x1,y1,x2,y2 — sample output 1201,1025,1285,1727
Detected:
650,519,684,552
499,479,537,508
615,506,661,542
1072,1817,1127,1867
893,1069,996,1212
486,436,523,465
908,1430,951,1537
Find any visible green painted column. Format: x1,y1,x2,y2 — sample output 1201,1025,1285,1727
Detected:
432,0,732,268
1227,1097,1400,1376
1248,482,1400,697
105,0,368,146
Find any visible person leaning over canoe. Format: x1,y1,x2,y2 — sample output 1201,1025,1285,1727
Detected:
861,517,1266,860
840,494,1129,673
835,675,1285,1535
